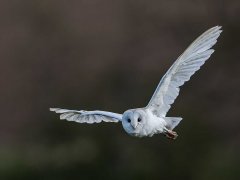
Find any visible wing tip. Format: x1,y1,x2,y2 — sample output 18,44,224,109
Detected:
50,108,58,112
212,25,223,34
206,26,222,36
212,25,222,30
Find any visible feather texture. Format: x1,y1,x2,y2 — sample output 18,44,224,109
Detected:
50,108,122,123
147,26,222,117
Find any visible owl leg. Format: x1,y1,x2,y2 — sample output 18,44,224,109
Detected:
163,128,178,140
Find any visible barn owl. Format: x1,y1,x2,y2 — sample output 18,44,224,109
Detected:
50,26,222,140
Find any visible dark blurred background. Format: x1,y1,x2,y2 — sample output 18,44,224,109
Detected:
1,0,240,179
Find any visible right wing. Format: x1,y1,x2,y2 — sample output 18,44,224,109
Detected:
50,108,122,123
147,26,222,117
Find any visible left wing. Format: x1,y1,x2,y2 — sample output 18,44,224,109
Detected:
147,26,222,117
50,108,122,123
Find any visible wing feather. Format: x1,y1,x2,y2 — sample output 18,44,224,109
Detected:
50,108,122,123
147,26,222,117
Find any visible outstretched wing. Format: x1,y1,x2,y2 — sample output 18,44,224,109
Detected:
147,26,222,117
50,108,122,123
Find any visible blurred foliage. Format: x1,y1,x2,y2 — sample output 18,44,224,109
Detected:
0,0,240,179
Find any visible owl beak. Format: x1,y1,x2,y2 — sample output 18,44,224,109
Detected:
131,121,138,129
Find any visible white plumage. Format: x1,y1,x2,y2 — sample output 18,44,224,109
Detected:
147,26,222,117
50,108,122,123
50,26,222,139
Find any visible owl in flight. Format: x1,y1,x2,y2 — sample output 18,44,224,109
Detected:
50,26,222,140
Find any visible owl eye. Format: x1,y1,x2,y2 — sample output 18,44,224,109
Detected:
138,117,141,122
127,118,131,123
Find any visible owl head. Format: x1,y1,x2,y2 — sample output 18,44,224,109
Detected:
122,109,147,137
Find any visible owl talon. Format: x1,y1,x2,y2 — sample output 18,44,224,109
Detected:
164,130,178,140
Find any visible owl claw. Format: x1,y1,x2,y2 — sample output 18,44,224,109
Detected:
164,130,178,140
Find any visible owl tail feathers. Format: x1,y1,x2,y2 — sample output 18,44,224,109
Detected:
164,117,182,130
